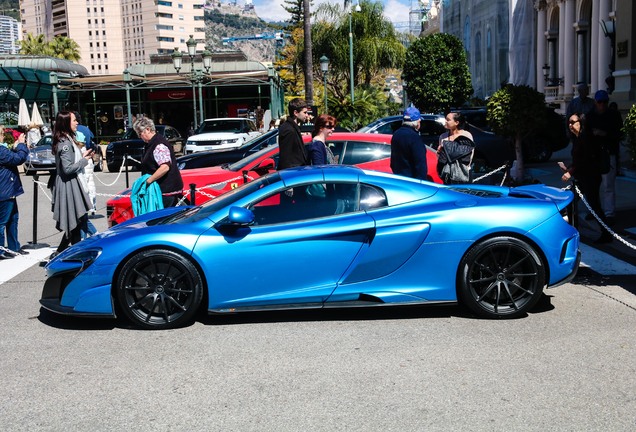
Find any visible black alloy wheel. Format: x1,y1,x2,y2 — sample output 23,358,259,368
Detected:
116,249,203,329
458,236,545,318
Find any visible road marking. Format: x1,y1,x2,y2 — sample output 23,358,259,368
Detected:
579,243,636,276
0,247,55,285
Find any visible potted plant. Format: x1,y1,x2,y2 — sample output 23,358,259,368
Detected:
621,103,636,168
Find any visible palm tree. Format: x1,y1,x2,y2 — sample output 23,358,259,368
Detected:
303,0,314,105
19,33,49,55
49,36,82,61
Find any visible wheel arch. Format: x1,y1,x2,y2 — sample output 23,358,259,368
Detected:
455,231,550,294
110,245,210,315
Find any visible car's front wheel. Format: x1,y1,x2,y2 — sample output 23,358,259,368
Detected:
116,249,203,329
458,236,545,318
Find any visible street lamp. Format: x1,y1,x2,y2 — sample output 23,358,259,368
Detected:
320,55,329,114
49,72,59,116
349,1,361,125
123,69,133,129
172,38,213,129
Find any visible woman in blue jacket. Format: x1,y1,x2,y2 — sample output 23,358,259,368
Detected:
0,125,28,259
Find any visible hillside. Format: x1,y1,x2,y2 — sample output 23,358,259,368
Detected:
205,2,285,63
0,0,20,20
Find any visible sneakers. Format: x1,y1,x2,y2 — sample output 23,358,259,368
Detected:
0,247,19,258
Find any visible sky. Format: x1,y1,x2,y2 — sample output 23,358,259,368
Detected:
251,0,413,27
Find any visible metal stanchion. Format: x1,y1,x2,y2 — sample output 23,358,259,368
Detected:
124,153,129,189
23,173,50,249
571,180,579,229
189,183,196,206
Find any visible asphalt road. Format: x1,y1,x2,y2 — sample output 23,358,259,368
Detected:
1,163,635,431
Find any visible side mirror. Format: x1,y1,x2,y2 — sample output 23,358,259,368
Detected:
255,158,275,171
228,206,254,225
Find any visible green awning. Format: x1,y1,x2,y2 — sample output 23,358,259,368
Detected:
0,67,68,103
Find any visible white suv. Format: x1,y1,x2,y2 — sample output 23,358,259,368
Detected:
185,118,261,154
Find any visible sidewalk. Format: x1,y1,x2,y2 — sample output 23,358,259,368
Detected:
527,144,636,268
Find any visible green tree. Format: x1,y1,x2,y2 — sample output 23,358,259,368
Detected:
487,84,547,182
622,104,636,165
282,0,306,28
402,33,472,114
49,36,82,61
19,33,51,56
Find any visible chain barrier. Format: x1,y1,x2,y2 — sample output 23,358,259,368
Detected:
471,163,508,184
569,183,635,250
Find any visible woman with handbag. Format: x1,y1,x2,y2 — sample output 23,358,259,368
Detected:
437,112,475,184
49,111,94,258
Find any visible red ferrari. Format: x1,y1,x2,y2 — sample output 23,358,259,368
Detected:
106,133,441,226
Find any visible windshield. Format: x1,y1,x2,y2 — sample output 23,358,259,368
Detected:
121,129,139,140
167,173,282,224
197,119,244,134
238,129,277,149
227,144,279,171
357,117,400,133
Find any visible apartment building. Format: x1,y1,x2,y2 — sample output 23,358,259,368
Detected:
19,0,205,75
0,15,21,54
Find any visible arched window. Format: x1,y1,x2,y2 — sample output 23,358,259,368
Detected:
464,17,471,56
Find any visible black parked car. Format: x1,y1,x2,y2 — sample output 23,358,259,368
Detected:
176,129,279,170
24,135,104,175
357,115,513,171
105,125,184,172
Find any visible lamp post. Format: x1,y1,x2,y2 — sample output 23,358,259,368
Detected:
172,38,212,130
320,55,329,114
49,72,59,116
123,69,133,129
349,2,361,125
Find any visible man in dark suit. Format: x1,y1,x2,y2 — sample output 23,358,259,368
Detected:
278,98,310,171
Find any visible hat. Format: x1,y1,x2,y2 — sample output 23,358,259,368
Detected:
594,90,609,102
403,106,421,122
75,131,86,143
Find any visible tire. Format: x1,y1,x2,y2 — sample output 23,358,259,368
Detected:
116,249,204,329
107,162,119,173
458,236,545,318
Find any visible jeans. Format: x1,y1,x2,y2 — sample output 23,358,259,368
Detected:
0,198,20,252
81,218,97,240
601,154,617,217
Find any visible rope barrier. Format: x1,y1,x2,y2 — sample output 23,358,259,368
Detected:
569,184,635,250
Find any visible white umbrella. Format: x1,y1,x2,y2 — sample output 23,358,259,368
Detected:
18,99,31,127
31,103,44,126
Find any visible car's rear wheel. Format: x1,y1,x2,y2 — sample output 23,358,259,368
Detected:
458,236,545,318
116,249,203,329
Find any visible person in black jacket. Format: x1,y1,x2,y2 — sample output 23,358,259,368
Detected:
278,98,310,171
390,107,427,180
134,117,184,208
560,113,612,243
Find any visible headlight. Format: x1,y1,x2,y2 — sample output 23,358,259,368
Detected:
186,140,195,146
220,139,238,145
61,248,102,273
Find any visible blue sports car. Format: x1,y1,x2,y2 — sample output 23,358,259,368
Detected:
40,166,580,329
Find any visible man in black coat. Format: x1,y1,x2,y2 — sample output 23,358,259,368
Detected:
390,107,427,180
278,98,310,171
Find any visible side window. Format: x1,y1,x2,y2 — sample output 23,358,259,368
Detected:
359,184,388,210
419,120,446,137
248,182,359,225
341,141,391,165
164,128,174,139
375,120,401,135
251,135,278,153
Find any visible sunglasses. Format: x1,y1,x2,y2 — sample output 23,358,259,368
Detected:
325,125,335,129
568,119,580,125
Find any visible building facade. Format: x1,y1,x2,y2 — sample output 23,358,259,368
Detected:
535,0,635,112
19,0,205,75
0,15,21,54
442,0,511,100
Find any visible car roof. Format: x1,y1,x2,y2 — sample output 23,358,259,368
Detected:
202,117,254,122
